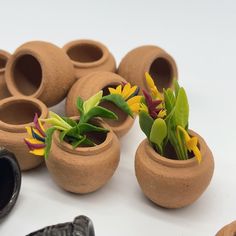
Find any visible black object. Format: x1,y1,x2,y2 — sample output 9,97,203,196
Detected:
27,215,95,236
0,148,21,219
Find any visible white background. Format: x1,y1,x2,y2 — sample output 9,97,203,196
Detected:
0,0,236,235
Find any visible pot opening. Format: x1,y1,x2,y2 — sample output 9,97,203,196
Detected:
0,56,7,70
12,55,42,95
149,57,173,91
0,101,41,125
67,44,103,63
0,158,14,210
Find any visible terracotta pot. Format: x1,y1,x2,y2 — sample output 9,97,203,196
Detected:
0,96,48,171
118,45,178,92
0,148,21,219
135,130,214,208
5,41,76,107
0,50,11,100
66,71,134,137
46,118,120,194
216,221,236,236
63,39,116,78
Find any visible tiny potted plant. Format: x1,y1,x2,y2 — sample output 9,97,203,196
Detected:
24,84,140,193
216,221,236,236
135,73,214,208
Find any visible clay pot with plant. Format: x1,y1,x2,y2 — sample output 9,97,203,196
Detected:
118,45,178,92
0,96,48,171
216,221,236,236
66,71,138,137
134,73,214,208
25,87,140,193
63,39,116,79
5,41,75,107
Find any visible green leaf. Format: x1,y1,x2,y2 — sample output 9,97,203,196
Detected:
62,117,77,127
139,111,154,138
83,91,103,114
44,127,56,159
78,123,109,134
66,126,83,139
59,130,67,142
80,137,95,147
174,79,180,97
163,88,175,115
71,136,86,149
76,97,84,115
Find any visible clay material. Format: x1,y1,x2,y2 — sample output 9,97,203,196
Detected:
0,96,48,171
46,118,120,194
63,39,116,78
5,41,75,107
118,45,178,92
135,130,214,208
0,50,11,100
66,71,134,137
216,221,236,236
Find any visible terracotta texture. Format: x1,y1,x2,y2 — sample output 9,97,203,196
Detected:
66,71,134,137
216,221,236,236
5,41,76,107
118,45,178,92
63,39,116,78
46,118,120,194
0,96,48,171
0,50,11,100
135,130,214,208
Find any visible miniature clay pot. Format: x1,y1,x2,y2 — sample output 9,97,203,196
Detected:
0,96,48,171
46,118,120,194
5,41,75,107
118,45,178,92
66,71,134,137
216,221,236,236
135,130,214,208
63,39,116,78
27,215,95,236
0,148,21,219
0,50,11,100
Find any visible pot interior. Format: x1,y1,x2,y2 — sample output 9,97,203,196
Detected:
149,57,173,91
67,43,103,63
0,56,7,70
12,54,42,95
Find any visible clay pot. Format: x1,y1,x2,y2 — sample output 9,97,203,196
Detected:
46,118,120,194
0,50,11,100
118,45,178,92
66,71,134,137
5,41,75,107
63,39,116,78
135,130,214,208
216,221,236,236
0,96,48,171
0,148,21,219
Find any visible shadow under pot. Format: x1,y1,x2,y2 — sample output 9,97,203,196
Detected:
46,118,120,194
5,41,76,107
63,39,116,79
66,71,134,137
0,96,48,171
216,221,236,236
0,50,11,100
0,148,21,219
118,45,178,92
135,130,214,208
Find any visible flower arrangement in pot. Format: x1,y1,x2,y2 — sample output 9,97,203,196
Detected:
135,73,214,208
24,85,140,193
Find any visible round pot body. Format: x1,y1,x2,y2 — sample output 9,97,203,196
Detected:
135,130,214,208
5,41,76,107
0,96,48,171
216,221,236,236
118,45,178,92
46,118,120,194
63,39,116,78
0,50,11,100
66,71,134,137
0,148,21,219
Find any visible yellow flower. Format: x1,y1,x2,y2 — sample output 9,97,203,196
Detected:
127,95,142,113
145,72,163,100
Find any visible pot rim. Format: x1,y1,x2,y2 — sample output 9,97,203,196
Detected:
0,96,48,133
63,39,109,68
0,50,11,74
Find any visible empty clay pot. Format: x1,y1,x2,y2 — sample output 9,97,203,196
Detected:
135,130,214,208
66,71,134,137
118,45,178,92
0,148,21,219
63,39,116,78
0,96,48,171
46,118,120,194
216,221,236,236
0,50,11,100
5,41,76,107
